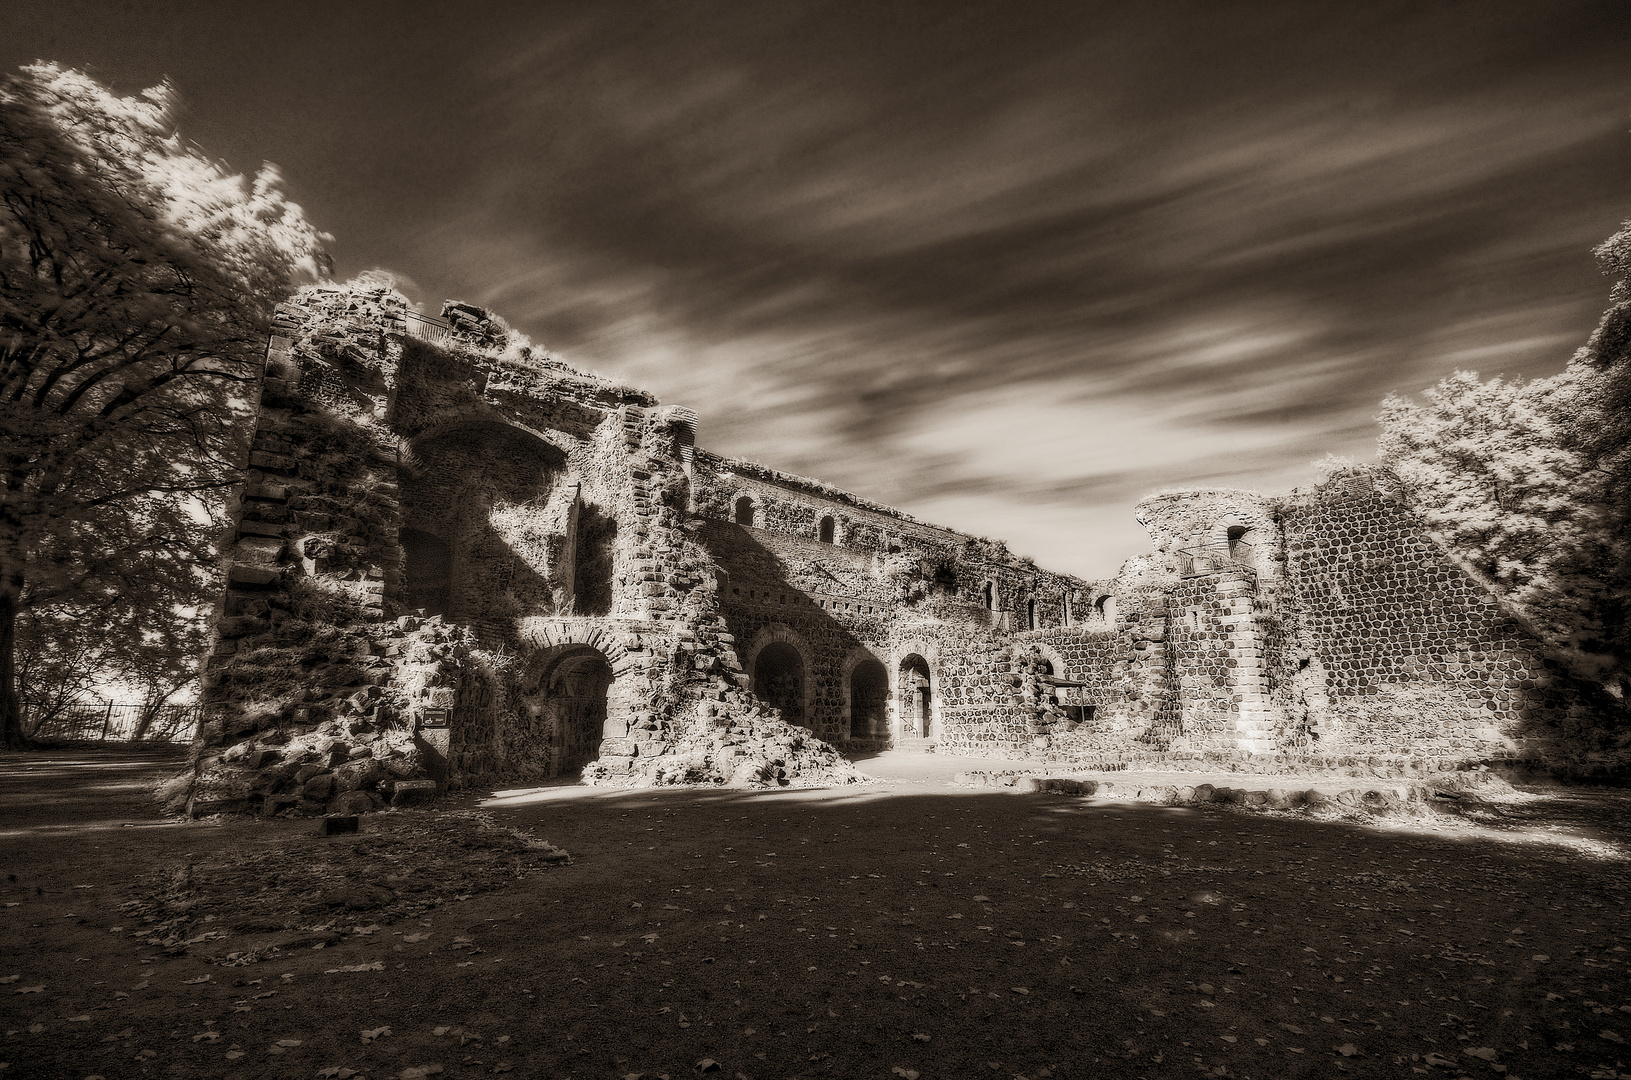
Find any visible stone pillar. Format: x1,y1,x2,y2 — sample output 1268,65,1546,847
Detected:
1214,572,1278,754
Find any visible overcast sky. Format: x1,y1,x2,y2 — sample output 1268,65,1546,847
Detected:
11,1,1631,577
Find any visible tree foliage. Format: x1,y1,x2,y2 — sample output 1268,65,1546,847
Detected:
1379,223,1631,693
0,63,329,746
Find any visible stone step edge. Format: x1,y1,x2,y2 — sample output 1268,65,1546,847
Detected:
950,771,1503,811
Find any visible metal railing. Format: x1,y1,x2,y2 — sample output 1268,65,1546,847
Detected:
1176,541,1256,578
22,703,202,744
400,310,453,344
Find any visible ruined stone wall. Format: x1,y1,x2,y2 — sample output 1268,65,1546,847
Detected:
1277,468,1605,756
188,284,1617,812
690,452,1087,629
187,282,870,813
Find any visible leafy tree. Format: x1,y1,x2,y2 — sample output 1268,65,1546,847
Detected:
0,63,329,747
1379,223,1631,694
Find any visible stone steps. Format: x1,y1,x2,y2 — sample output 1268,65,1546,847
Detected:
895,737,937,753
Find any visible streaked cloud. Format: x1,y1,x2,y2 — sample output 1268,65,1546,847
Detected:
13,0,1626,576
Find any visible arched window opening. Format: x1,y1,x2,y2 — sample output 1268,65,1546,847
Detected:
734,496,756,527
849,657,889,738
983,581,995,610
1062,592,1072,626
818,515,836,544
400,528,452,617
899,654,932,739
1027,598,1038,630
753,641,806,726
1226,524,1252,564
1096,594,1117,624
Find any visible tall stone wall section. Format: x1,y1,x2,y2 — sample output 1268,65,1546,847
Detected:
1277,470,1607,756
185,283,867,814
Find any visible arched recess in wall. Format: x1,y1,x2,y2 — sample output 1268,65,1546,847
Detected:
1027,597,1038,630
983,580,995,610
1096,594,1117,625
518,642,619,777
398,421,567,634
572,499,616,617
1215,515,1267,573
842,649,889,739
1028,642,1069,716
818,515,836,544
747,624,814,728
734,495,759,527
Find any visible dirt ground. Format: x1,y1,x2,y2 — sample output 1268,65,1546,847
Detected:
2,748,1630,1080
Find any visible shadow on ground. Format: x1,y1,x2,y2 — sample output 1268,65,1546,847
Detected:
2,747,1629,1080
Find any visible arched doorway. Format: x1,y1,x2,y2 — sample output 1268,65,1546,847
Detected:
539,647,615,774
849,657,888,738
734,496,757,526
899,654,932,738
753,641,806,726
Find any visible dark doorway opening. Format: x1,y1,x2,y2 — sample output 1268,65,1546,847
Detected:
545,648,615,774
753,641,806,726
400,528,452,617
573,502,617,616
849,657,888,738
734,496,756,526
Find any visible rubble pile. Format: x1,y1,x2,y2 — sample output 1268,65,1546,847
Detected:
586,694,867,789
160,717,431,817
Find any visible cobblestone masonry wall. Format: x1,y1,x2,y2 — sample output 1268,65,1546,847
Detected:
1276,470,1611,756
186,284,1620,813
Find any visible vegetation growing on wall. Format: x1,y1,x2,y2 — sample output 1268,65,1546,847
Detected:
1379,219,1631,696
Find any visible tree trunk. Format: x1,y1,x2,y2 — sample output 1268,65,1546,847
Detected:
0,586,27,750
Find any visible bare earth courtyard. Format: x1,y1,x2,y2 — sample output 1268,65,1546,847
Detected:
2,749,1630,1080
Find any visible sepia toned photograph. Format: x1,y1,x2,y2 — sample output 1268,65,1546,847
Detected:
2,3,1629,1078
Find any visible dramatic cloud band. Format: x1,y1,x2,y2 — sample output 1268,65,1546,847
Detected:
12,0,1631,574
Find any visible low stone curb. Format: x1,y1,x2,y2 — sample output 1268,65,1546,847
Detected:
952,770,1491,813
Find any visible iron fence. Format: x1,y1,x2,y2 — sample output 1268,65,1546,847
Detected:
1176,541,1256,578
22,702,201,744
400,310,453,344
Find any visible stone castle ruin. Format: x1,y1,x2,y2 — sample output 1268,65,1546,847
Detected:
181,281,1618,814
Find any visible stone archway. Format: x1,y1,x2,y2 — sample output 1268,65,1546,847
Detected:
746,624,814,729
890,640,940,743
842,650,889,739
516,621,640,777
898,654,933,739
